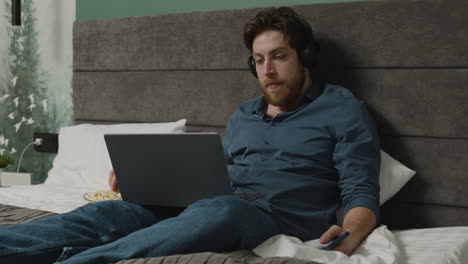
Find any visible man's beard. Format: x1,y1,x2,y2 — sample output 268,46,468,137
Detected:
261,74,305,107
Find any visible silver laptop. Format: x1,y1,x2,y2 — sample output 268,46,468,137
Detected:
104,133,233,207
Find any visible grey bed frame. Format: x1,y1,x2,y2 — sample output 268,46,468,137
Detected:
73,0,468,230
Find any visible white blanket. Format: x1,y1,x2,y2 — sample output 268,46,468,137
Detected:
254,225,400,264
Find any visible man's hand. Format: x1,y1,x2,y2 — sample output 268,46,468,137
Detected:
319,225,356,256
319,207,377,256
108,169,119,192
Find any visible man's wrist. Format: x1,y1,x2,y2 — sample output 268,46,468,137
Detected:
342,206,377,244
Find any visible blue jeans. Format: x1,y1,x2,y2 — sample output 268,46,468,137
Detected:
0,196,283,264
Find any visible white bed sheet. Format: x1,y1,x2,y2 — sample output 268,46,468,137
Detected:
0,183,91,213
394,226,468,264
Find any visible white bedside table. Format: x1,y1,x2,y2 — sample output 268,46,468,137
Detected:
0,172,32,186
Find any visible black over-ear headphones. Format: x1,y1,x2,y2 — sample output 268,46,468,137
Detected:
248,16,320,78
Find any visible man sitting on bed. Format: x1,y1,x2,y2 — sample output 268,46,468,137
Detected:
0,7,380,264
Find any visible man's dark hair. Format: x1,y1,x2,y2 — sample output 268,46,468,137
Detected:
243,7,310,54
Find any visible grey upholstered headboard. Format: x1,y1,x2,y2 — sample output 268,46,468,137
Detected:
73,0,468,229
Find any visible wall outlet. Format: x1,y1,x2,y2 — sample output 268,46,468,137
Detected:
33,132,59,153
0,172,31,186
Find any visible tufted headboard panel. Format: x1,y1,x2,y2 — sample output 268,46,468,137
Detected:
73,0,468,229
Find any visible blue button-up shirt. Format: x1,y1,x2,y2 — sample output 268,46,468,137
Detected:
223,80,380,240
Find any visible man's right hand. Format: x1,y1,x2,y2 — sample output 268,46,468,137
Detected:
108,169,120,192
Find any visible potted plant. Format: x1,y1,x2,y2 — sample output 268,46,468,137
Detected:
0,154,14,171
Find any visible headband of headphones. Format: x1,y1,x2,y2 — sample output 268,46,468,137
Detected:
248,14,320,78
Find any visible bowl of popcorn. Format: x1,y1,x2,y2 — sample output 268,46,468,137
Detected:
83,190,122,203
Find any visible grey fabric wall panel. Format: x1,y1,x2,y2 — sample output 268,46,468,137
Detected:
306,0,468,68
73,0,468,71
381,136,468,208
73,69,467,138
381,202,468,229
73,10,251,71
316,69,468,138
73,71,261,125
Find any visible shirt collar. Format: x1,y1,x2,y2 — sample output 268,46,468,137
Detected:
304,79,324,102
252,97,267,116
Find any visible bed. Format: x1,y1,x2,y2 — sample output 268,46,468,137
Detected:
1,0,467,263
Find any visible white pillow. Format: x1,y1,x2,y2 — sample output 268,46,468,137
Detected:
379,149,415,205
46,119,186,190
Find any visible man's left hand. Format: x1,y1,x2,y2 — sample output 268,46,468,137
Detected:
319,207,377,256
319,225,358,256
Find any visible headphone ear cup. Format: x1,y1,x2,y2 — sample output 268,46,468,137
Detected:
301,42,319,69
248,56,258,78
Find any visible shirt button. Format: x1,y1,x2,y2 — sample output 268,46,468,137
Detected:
261,156,267,161
264,140,269,145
